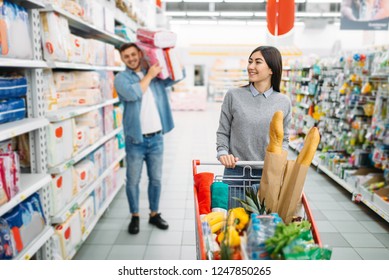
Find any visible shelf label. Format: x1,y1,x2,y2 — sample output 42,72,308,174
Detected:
24,254,31,260
20,194,26,201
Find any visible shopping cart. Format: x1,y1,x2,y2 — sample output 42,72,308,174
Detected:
192,159,322,260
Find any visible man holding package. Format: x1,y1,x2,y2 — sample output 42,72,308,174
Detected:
114,42,184,234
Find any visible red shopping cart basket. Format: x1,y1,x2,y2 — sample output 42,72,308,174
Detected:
192,159,322,260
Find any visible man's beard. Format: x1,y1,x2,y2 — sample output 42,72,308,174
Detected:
128,60,141,71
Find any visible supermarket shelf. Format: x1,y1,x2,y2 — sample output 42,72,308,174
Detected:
0,58,47,68
49,127,123,174
115,8,138,32
42,5,127,46
51,152,126,224
47,61,125,71
361,198,389,223
317,165,355,193
0,173,51,217
15,226,54,260
0,118,49,142
13,0,45,8
46,98,120,122
67,167,125,260
81,167,126,242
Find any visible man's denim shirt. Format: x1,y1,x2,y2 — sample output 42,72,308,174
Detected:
114,67,184,144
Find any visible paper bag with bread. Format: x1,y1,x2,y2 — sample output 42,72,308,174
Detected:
258,111,320,224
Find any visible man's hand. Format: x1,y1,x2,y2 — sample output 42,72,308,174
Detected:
219,154,239,168
146,63,162,79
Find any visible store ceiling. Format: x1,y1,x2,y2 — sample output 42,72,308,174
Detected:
163,0,342,25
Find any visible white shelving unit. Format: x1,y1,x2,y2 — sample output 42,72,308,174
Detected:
46,98,120,122
13,0,45,9
48,127,123,174
14,226,54,260
0,173,51,217
42,5,127,46
0,118,49,142
47,61,124,72
81,168,126,242
51,151,126,224
0,58,47,68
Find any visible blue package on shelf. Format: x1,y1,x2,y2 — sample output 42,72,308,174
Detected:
0,217,16,259
0,98,26,124
0,76,27,99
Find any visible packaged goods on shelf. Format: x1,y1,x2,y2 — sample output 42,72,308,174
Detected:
62,0,83,17
104,172,116,198
50,168,74,216
103,6,115,34
93,184,105,211
115,130,125,149
40,12,71,62
79,196,95,232
136,28,177,49
0,1,32,59
54,210,82,259
0,99,26,124
0,217,15,259
103,104,114,134
87,146,105,177
113,105,123,128
75,109,103,129
0,74,27,99
42,70,58,112
68,88,103,106
115,25,136,42
73,159,95,193
74,125,90,151
114,49,123,67
89,126,103,145
106,44,116,67
2,193,46,257
0,151,21,201
98,71,114,100
47,119,75,167
89,0,104,29
53,72,75,92
68,34,87,64
87,39,106,66
104,138,115,167
136,41,170,79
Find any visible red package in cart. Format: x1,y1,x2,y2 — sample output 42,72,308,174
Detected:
136,28,177,49
164,48,183,81
136,42,170,80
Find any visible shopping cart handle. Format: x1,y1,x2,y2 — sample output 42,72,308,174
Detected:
194,160,264,166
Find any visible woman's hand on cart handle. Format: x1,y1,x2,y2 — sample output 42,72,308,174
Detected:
219,154,239,168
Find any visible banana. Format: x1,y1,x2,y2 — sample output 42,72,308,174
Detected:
204,212,226,225
211,221,226,233
208,214,225,227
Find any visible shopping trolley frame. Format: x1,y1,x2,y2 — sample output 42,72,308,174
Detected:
192,159,322,260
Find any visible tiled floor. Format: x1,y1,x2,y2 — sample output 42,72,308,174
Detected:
75,102,389,260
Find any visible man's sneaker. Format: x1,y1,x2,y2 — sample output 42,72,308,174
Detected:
149,213,169,230
128,216,140,234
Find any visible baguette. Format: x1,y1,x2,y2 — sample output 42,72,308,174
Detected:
267,111,284,154
296,127,320,166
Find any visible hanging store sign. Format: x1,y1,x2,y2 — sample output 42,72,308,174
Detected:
340,0,389,30
267,0,295,36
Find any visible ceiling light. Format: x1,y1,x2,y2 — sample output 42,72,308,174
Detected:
164,0,182,2
190,20,218,25
224,0,264,2
247,21,267,26
165,11,186,16
306,0,342,3
220,12,254,17
254,12,266,17
218,20,246,25
169,20,189,24
322,12,341,17
187,12,220,16
183,0,223,2
296,12,322,17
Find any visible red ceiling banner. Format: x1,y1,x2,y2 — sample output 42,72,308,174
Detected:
267,0,295,36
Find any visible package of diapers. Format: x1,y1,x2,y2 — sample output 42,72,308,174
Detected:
47,119,75,167
164,48,184,81
53,72,75,92
68,34,86,64
68,88,102,106
73,159,95,193
73,71,100,89
136,41,170,80
74,125,90,152
79,196,95,232
75,109,103,128
54,210,82,259
136,28,177,49
50,168,74,216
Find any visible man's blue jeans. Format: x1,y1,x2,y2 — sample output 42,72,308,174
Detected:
125,133,163,214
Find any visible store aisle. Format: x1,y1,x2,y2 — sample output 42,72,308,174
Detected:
75,102,389,260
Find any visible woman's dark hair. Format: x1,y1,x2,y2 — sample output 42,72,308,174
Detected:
119,42,141,53
248,45,282,92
